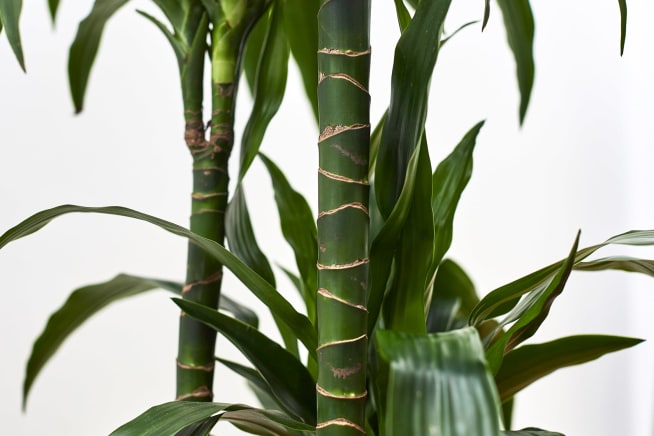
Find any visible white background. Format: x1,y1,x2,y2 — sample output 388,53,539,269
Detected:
1,1,653,435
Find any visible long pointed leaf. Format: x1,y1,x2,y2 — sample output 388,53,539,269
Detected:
48,0,60,22
496,335,643,402
68,0,131,113
110,401,314,436
375,0,452,217
174,299,316,424
0,205,316,352
0,0,25,70
618,0,627,55
376,327,501,436
238,4,290,181
502,430,563,436
259,153,318,323
496,0,535,124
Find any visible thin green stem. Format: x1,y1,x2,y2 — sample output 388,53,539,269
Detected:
316,0,371,434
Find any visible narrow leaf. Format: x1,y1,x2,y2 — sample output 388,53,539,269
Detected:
176,415,220,436
0,0,25,70
174,299,316,424
375,0,452,217
485,233,580,374
239,4,290,181
259,153,318,323
482,0,490,30
393,0,411,31
242,6,269,93
496,335,643,401
221,409,315,435
496,0,535,124
618,0,627,55
575,256,654,277
68,0,131,113
48,0,60,23
0,205,316,352
376,327,501,436
502,430,564,436
136,9,184,66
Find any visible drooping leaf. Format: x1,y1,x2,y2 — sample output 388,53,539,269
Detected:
68,0,131,113
441,20,479,47
470,230,654,326
376,327,501,436
176,414,220,436
216,357,277,407
110,401,314,436
575,256,654,277
495,334,643,402
484,233,580,373
496,0,535,124
174,299,316,424
259,153,318,324
136,9,184,65
221,408,315,435
280,0,319,120
21,273,258,408
482,0,490,30
618,0,627,55
0,205,316,352
239,4,290,181
0,0,25,70
375,0,452,217
429,121,483,277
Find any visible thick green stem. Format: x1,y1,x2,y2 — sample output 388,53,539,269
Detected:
316,0,371,434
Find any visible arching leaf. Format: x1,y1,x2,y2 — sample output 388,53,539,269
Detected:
0,0,25,70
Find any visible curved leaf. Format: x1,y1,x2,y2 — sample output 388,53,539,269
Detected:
470,230,654,326
429,121,483,277
0,205,316,352
259,153,318,323
68,0,131,113
136,9,184,65
21,273,258,408
376,327,501,436
496,0,535,124
110,401,314,436
375,0,452,218
427,259,478,332
575,256,654,277
484,233,580,374
238,4,290,181
496,334,643,402
174,299,316,424
503,429,564,436
0,0,25,70
280,0,318,120
242,5,269,93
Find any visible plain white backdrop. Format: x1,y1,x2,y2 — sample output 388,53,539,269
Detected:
1,1,653,435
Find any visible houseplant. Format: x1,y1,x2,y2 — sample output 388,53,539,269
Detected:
2,0,652,434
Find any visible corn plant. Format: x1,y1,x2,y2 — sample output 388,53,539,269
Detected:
1,0,649,435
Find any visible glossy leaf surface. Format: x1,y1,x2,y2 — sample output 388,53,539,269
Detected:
0,205,316,352
376,327,501,436
174,299,317,424
496,334,642,401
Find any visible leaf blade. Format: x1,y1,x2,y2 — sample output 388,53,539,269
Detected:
0,0,26,70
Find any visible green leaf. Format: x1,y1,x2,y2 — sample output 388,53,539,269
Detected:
68,0,131,113
0,0,25,70
429,121,483,277
259,153,318,324
110,401,314,436
618,0,627,55
221,409,315,435
470,230,654,326
575,256,654,277
383,139,433,333
496,0,535,124
280,0,319,120
393,0,411,31
174,299,317,424
136,9,185,66
242,6,269,93
239,4,290,181
496,334,643,402
21,273,258,408
485,233,580,374
502,429,564,436
482,0,490,30
176,415,220,436
427,259,478,332
216,357,276,407
376,327,501,436
375,0,452,217
48,0,60,22
0,205,316,352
